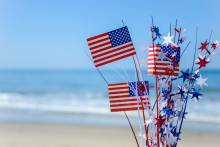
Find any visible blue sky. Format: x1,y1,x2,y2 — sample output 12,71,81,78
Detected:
0,0,219,69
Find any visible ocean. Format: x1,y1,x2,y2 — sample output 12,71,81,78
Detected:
0,69,219,132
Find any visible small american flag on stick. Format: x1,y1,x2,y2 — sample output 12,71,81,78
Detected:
108,81,150,112
148,45,180,76
87,26,136,67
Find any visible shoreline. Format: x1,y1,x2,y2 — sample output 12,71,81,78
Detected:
0,122,219,147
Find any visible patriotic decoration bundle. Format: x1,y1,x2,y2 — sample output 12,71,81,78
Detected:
86,20,220,147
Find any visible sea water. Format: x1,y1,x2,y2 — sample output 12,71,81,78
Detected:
0,69,219,132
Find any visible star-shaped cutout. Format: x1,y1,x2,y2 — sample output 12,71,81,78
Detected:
178,38,185,44
162,33,176,46
211,42,217,49
177,86,186,97
179,69,192,82
190,88,203,101
198,40,211,54
196,55,210,69
151,26,161,41
196,75,208,88
214,40,220,46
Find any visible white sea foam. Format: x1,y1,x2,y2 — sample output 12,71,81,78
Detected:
0,92,219,125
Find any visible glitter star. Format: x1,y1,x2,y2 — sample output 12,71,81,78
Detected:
162,33,176,46
196,75,208,88
198,40,211,54
211,42,217,49
190,88,202,101
196,55,210,69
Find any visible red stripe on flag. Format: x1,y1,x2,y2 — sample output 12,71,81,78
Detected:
90,42,111,50
88,37,109,46
95,52,136,67
110,107,144,112
108,83,127,86
109,91,128,95
110,98,146,103
109,95,129,99
87,33,108,42
92,44,134,59
110,102,147,107
108,87,128,90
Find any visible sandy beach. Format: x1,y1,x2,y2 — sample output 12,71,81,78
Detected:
0,123,219,147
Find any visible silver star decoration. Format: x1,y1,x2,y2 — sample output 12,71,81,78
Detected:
162,33,176,46
196,75,208,88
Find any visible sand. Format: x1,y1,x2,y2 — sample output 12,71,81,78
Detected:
0,123,219,147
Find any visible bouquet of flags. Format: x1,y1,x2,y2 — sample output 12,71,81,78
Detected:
86,20,220,147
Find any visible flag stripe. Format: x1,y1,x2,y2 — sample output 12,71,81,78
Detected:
110,98,147,103
95,52,136,67
110,102,148,107
92,43,133,58
111,107,144,112
92,44,134,59
88,37,109,46
87,33,108,42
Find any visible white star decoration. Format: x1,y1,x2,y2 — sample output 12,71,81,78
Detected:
196,75,208,88
162,33,176,46
214,40,220,46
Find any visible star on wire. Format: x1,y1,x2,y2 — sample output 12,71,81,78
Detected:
198,40,211,54
190,88,203,101
151,26,162,41
162,33,176,46
196,55,210,69
196,75,208,88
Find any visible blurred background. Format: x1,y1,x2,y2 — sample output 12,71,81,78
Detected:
0,0,219,147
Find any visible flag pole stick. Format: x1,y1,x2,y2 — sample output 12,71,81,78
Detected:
85,51,140,147
132,55,150,147
150,16,160,147
174,19,178,44
121,20,147,147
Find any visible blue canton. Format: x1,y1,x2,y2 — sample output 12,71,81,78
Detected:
108,26,132,47
128,81,149,97
161,45,180,63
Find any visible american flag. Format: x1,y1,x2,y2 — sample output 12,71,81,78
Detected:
87,26,136,67
108,81,150,112
148,45,180,76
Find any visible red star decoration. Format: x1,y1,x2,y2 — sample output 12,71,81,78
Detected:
198,40,211,54
211,42,217,49
196,56,209,69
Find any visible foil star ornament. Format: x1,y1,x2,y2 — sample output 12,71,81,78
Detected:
211,42,217,49
198,40,210,54
196,75,208,88
151,26,161,41
196,55,210,69
190,88,203,101
162,33,176,46
179,69,193,82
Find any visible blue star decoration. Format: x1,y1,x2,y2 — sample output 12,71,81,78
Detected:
162,107,174,117
179,69,193,82
190,88,203,101
170,127,181,141
178,38,184,44
151,26,161,41
177,86,185,97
